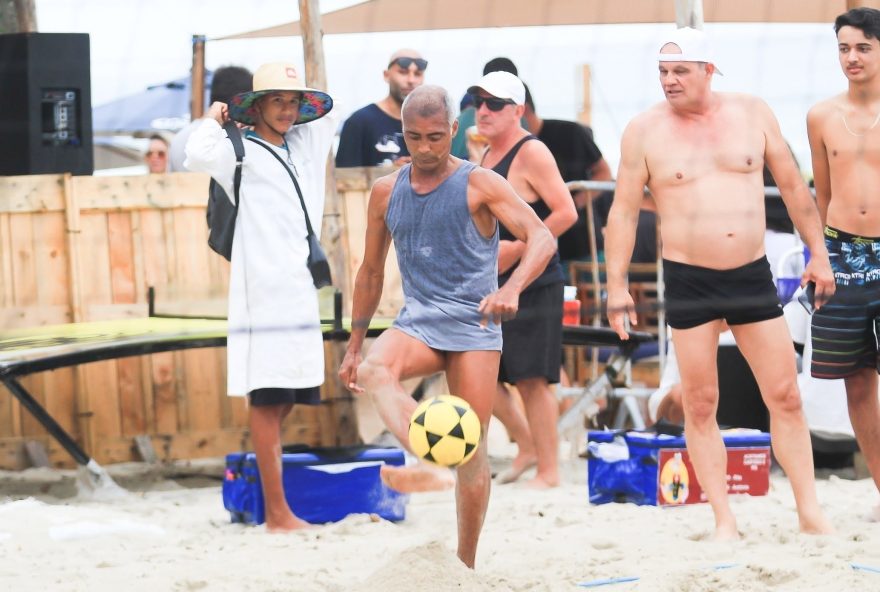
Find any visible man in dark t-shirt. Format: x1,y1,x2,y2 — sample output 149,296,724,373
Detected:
335,49,427,167
522,86,613,266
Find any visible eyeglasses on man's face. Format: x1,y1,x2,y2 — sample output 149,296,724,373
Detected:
389,57,428,71
472,95,515,112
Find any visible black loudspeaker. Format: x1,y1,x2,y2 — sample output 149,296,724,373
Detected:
0,33,93,176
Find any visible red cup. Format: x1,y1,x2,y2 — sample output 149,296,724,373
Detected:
563,299,581,326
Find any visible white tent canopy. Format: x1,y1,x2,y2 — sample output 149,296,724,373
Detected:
217,0,880,40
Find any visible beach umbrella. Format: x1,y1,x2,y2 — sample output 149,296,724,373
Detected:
92,72,212,136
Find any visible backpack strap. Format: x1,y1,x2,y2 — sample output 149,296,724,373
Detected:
222,120,245,206
246,136,317,238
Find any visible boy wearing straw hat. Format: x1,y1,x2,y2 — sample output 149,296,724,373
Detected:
185,62,336,531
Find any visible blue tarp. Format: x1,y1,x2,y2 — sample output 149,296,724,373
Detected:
92,72,212,135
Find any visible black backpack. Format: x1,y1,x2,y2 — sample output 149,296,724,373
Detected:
206,121,245,261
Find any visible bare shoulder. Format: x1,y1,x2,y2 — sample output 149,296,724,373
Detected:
368,170,400,210
468,166,508,198
807,94,845,124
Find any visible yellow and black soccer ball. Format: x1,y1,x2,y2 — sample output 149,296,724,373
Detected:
408,394,481,467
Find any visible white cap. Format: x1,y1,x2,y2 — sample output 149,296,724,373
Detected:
467,71,526,105
657,27,723,76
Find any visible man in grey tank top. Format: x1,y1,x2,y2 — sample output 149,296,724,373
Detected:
339,85,556,569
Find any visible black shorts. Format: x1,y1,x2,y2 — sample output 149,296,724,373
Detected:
248,387,321,407
811,226,880,379
499,282,563,385
664,257,783,330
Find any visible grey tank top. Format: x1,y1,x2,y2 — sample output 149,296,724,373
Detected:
386,161,502,351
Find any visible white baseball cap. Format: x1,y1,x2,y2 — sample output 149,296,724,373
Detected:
657,27,723,76
467,71,526,105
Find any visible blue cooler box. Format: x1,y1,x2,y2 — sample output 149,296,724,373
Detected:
223,445,407,525
587,430,771,506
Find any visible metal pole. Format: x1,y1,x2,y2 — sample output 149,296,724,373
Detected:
674,0,704,29
2,375,91,466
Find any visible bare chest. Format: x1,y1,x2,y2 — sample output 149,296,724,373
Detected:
645,119,765,187
823,113,880,165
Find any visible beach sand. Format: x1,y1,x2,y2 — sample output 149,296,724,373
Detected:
1,429,879,592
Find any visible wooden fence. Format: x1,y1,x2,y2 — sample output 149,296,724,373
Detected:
0,170,395,470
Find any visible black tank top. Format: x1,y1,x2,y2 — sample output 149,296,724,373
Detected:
487,135,563,291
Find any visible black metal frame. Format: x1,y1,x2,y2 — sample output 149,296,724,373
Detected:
1,285,653,469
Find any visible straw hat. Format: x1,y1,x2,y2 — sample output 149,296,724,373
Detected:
228,62,333,125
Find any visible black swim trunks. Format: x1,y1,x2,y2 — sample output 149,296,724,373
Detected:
248,386,321,407
499,282,563,385
664,256,783,330
811,226,880,380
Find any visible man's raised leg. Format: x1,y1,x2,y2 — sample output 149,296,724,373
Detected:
732,318,832,534
446,349,499,568
357,329,454,492
673,321,739,540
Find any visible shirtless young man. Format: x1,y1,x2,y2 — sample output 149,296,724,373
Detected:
808,7,880,516
605,27,834,540
338,85,555,567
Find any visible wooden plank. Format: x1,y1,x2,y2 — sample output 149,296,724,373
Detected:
62,174,84,323
42,367,78,438
182,348,222,433
91,423,322,465
107,212,137,305
0,214,13,307
139,210,171,290
73,173,210,211
0,305,71,328
117,356,146,436
77,214,121,444
0,174,65,214
9,212,37,308
31,212,71,313
150,351,179,434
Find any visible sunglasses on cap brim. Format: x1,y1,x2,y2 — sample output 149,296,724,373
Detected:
388,57,428,71
472,95,516,112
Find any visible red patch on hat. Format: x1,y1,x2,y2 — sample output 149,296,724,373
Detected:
286,67,297,78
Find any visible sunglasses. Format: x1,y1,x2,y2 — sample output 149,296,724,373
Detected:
388,57,428,71
472,95,516,112
146,150,167,158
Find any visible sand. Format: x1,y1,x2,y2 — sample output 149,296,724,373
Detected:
1,435,879,592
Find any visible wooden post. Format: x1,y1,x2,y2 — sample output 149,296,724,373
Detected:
13,0,36,32
674,0,704,29
298,0,359,446
578,64,592,127
190,35,207,121
61,173,92,454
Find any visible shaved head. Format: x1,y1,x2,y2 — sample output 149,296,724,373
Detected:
388,47,423,63
401,85,456,128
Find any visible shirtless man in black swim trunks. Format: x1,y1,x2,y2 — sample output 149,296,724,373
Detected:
605,27,835,540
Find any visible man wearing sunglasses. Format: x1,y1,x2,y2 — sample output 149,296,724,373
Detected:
335,49,427,167
472,71,577,489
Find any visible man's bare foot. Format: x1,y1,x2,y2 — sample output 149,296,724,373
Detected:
265,513,313,533
798,511,834,535
711,519,740,542
495,455,537,484
525,474,559,489
380,464,454,493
